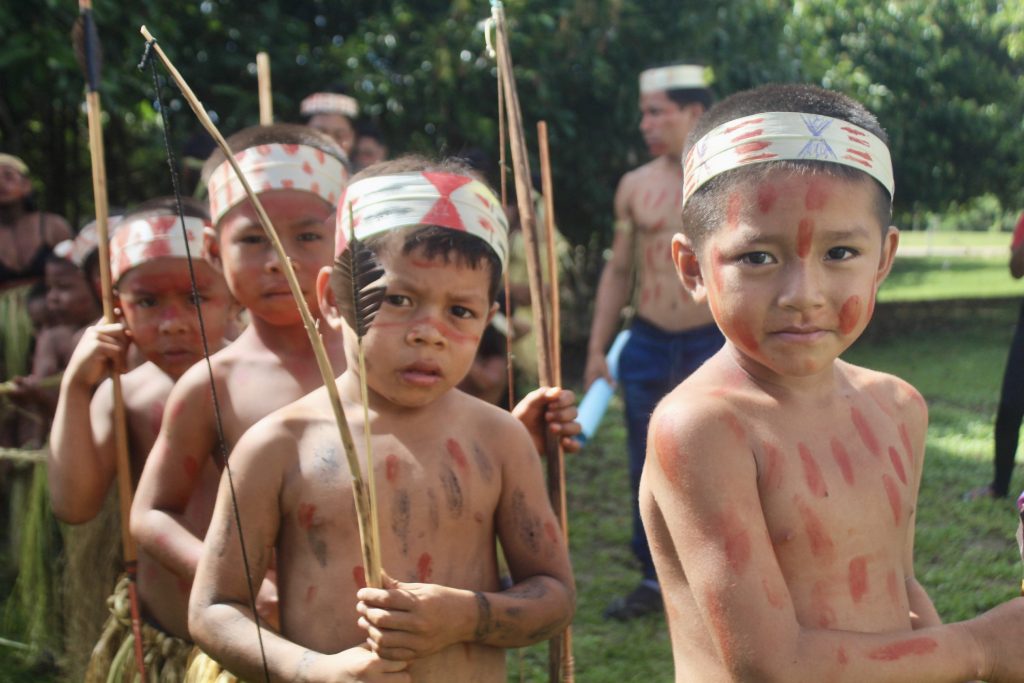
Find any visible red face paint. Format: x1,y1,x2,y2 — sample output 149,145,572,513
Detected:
352,565,367,588
888,446,908,485
804,178,829,211
798,444,828,498
882,474,901,524
848,556,868,603
838,296,861,335
867,637,938,661
417,552,433,582
446,438,469,472
762,578,785,609
722,511,752,574
756,182,778,213
898,423,914,464
830,437,855,486
297,503,316,530
730,319,760,354
709,248,727,294
726,192,743,230
544,520,559,545
796,218,814,259
760,442,784,491
796,498,835,561
851,407,881,458
385,454,399,484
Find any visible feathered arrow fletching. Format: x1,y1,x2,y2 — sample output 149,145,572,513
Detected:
337,234,386,338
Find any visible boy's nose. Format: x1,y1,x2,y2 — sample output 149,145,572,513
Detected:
158,306,190,334
264,247,290,273
406,317,446,347
777,262,827,311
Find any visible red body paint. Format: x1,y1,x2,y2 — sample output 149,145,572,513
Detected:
888,446,908,485
759,442,784,491
730,319,760,353
796,498,835,561
830,437,855,486
651,218,666,233
837,647,849,665
722,511,752,574
811,580,836,628
709,248,727,294
838,296,862,335
297,503,316,530
726,193,743,230
704,589,736,665
762,578,785,609
867,637,938,661
898,423,914,463
722,413,745,442
798,443,828,498
352,565,367,588
804,178,829,211
385,454,400,484
756,182,778,213
882,474,902,524
848,556,868,603
417,552,433,582
851,407,881,457
654,421,684,487
446,438,469,472
183,455,200,481
796,218,814,259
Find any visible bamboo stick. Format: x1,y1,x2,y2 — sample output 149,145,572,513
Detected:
256,52,272,125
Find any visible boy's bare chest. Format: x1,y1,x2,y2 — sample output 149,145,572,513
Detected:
220,360,324,442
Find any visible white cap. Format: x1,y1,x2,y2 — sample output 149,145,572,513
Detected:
639,64,708,94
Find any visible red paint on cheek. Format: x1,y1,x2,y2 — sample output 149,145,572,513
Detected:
730,319,760,353
305,585,317,603
867,637,938,661
882,474,901,524
297,503,316,530
416,552,433,582
851,407,881,457
183,455,200,481
804,178,829,211
726,192,743,230
433,320,480,346
898,423,914,463
446,438,469,472
830,437,855,486
838,296,862,335
798,443,827,498
848,555,868,603
762,578,785,609
756,182,778,213
385,454,399,484
709,248,727,294
544,520,559,545
760,442,784,491
796,498,835,561
796,218,814,259
352,565,366,588
888,446,908,485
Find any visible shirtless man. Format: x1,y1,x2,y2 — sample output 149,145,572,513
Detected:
584,63,723,619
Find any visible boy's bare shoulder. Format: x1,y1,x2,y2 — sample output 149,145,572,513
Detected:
446,389,534,454
839,360,927,425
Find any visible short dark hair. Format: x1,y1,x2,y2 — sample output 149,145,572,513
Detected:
681,84,892,247
200,123,349,187
332,156,504,303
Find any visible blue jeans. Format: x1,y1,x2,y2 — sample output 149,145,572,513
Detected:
618,318,725,580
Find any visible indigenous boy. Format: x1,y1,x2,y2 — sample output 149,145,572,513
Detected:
643,83,1024,681
189,158,576,682
131,124,351,642
48,201,234,678
586,62,723,619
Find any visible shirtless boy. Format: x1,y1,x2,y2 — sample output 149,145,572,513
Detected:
48,201,233,678
642,83,1024,681
189,158,575,682
131,124,351,640
585,62,723,618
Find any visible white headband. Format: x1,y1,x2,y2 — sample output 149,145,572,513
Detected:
335,172,509,271
301,93,359,119
207,143,348,224
639,65,707,94
110,214,207,282
682,111,894,207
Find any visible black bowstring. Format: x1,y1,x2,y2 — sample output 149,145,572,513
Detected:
140,40,271,683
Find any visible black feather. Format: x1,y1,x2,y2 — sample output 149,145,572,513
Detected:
336,235,386,337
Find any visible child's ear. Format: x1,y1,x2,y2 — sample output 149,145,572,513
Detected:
315,265,344,331
671,233,707,302
203,227,223,273
485,302,499,326
874,225,900,288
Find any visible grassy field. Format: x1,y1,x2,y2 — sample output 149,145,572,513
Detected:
897,229,1010,250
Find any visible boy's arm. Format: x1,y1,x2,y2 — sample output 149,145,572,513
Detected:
48,322,129,523
512,386,581,454
644,397,1024,683
189,420,408,683
357,419,575,661
130,365,216,579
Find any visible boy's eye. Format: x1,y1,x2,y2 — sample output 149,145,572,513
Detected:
740,251,776,266
826,246,859,261
450,305,475,320
385,294,411,307
133,296,157,309
297,232,322,243
237,233,266,245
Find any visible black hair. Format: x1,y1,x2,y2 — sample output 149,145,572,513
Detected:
681,83,892,247
355,121,385,144
334,155,504,303
200,123,349,187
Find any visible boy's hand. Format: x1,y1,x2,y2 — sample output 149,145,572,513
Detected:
356,574,473,661
256,575,280,633
66,321,130,388
966,596,1024,682
583,353,612,390
317,647,410,682
512,386,582,454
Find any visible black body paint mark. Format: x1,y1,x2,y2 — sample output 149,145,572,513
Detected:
307,530,328,568
472,442,494,483
392,489,411,556
511,489,540,553
314,442,341,477
473,591,492,641
296,649,318,683
427,488,440,531
440,466,464,516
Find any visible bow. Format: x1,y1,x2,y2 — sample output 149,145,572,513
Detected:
74,3,147,678
488,4,574,681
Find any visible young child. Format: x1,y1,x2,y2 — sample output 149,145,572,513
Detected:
47,200,234,679
131,124,352,642
642,83,1024,681
188,157,576,682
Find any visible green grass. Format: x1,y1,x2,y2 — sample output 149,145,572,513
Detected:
881,256,1017,302
897,230,1010,250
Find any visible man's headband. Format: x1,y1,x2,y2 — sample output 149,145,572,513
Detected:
335,172,509,271
682,111,894,208
301,93,359,119
54,216,123,268
110,214,207,282
207,143,348,225
0,153,29,176
639,65,708,94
